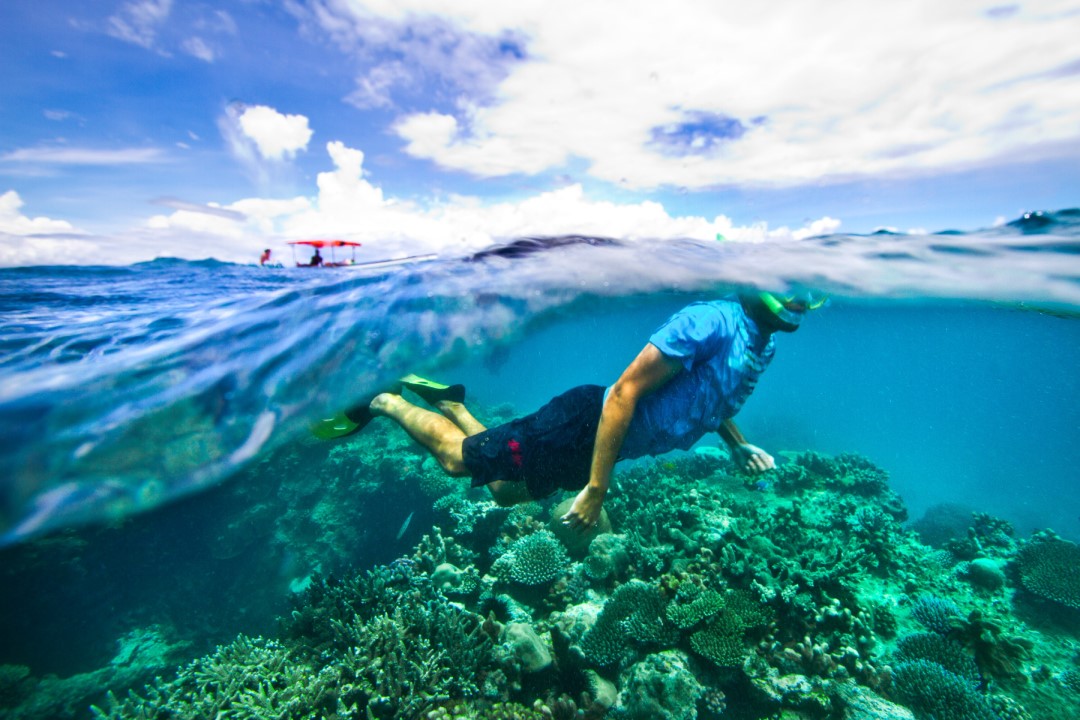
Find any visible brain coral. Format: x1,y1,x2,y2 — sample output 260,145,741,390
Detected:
1017,538,1080,609
506,530,569,586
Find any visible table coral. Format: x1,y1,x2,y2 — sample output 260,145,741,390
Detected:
1017,535,1080,610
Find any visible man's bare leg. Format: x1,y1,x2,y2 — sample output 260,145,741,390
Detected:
431,400,487,436
369,393,468,475
370,393,530,507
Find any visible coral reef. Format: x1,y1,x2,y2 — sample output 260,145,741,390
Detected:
6,438,1080,720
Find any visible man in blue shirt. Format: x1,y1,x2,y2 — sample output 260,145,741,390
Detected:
366,292,810,531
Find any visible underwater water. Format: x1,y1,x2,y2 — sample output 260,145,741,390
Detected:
1,212,1080,719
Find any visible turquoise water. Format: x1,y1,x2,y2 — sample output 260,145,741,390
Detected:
1,212,1079,718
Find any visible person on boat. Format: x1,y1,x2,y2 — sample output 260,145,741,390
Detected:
333,291,814,531
260,249,272,266
310,249,324,267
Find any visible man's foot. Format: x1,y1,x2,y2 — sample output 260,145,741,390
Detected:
400,374,466,404
311,381,403,440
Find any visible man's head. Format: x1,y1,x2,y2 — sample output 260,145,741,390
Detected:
742,291,823,333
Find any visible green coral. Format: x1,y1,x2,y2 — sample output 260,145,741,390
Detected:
689,622,745,668
665,587,725,629
425,701,548,719
890,660,998,720
1017,537,1080,609
92,636,342,720
506,530,569,586
95,580,508,720
418,469,460,499
723,588,774,632
772,451,892,498
581,580,673,667
99,560,513,720
989,694,1032,720
681,589,769,670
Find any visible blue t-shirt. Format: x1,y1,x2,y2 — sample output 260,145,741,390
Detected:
617,299,775,459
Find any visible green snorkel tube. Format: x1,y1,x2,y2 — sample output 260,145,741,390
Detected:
759,292,801,327
756,291,828,332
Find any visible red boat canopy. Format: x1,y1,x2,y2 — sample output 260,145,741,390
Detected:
287,239,363,248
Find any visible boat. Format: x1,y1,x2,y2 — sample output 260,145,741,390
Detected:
286,240,438,271
288,239,363,267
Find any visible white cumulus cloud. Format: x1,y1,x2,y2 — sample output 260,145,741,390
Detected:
0,190,81,235
309,0,1080,189
236,106,314,161
143,141,841,264
0,191,96,267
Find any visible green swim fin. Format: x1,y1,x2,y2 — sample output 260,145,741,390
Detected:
400,373,466,404
310,404,373,440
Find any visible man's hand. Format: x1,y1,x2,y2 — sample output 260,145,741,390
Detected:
732,442,775,474
561,485,606,532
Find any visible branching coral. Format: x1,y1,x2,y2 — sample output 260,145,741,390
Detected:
92,636,345,720
665,586,725,629
894,633,981,686
501,530,570,586
889,659,998,720
910,595,963,636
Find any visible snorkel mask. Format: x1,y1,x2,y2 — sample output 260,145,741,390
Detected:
755,291,828,332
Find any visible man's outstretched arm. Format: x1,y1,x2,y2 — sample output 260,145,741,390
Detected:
562,343,682,531
719,419,775,474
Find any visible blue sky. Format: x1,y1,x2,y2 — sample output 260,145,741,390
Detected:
1,0,1078,265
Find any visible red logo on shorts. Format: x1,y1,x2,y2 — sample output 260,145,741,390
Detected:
507,439,523,468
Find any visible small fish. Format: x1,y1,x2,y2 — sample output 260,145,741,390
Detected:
396,511,414,541
754,479,771,492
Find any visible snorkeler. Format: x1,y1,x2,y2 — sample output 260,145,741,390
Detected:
338,292,812,531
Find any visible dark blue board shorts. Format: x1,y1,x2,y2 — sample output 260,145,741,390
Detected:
462,384,606,500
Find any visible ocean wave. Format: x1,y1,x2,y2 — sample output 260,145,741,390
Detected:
0,211,1078,544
